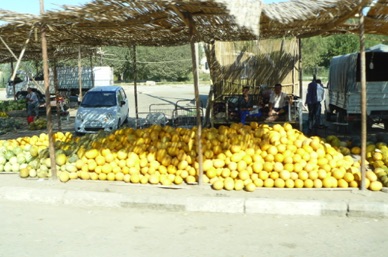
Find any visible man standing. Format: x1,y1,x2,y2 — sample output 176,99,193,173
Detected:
26,87,39,120
316,79,326,128
305,80,321,132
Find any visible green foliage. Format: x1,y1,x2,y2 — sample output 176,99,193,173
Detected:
101,45,193,82
302,34,388,76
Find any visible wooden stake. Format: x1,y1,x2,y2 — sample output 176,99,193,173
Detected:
78,46,83,102
298,38,303,100
40,0,57,180
133,45,139,125
4,29,34,99
359,5,367,190
53,59,61,130
89,54,95,88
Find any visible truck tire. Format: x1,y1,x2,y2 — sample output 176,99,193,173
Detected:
325,111,332,122
336,110,347,123
384,120,388,131
367,117,374,129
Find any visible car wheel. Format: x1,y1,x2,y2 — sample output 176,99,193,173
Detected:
75,131,83,137
16,93,24,101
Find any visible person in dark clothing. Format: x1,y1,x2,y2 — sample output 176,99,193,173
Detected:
305,79,321,132
238,86,261,124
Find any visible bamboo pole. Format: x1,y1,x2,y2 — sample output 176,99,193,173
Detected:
298,38,304,131
53,59,61,130
90,54,94,88
298,38,303,100
191,41,203,185
359,6,367,190
133,45,139,126
78,47,83,102
4,29,34,99
40,0,57,180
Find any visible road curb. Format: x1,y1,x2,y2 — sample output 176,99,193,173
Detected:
347,201,388,218
186,196,245,213
0,186,386,218
0,186,66,205
245,198,347,216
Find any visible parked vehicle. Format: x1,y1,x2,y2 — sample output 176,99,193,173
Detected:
15,88,45,105
6,66,114,98
326,44,388,129
74,86,129,134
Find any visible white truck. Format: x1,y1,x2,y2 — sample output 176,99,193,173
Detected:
326,44,388,129
6,66,114,98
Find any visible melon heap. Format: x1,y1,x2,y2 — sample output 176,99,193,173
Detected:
0,122,385,192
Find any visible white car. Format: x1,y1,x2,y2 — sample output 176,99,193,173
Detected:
75,85,129,134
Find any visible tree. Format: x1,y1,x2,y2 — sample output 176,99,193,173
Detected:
101,44,192,82
302,34,388,77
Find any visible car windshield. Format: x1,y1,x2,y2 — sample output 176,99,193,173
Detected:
81,91,116,107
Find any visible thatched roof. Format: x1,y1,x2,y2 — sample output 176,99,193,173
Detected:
363,0,388,35
0,0,380,63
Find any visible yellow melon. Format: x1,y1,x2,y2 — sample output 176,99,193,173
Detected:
369,181,383,191
264,178,274,188
85,149,99,159
245,182,256,192
212,179,224,190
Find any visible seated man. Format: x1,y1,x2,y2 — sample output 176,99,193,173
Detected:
268,83,289,120
238,86,262,124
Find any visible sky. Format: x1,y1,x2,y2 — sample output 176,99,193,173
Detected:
1,0,285,15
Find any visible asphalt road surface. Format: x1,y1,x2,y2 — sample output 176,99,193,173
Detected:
1,200,387,257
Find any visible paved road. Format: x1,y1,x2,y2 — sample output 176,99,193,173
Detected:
1,200,387,257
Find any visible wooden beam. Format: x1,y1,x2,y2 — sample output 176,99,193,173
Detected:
40,0,57,180
133,45,139,126
359,5,367,191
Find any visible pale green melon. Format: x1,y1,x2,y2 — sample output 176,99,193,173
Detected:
11,163,20,173
3,162,12,172
0,156,6,165
29,169,37,178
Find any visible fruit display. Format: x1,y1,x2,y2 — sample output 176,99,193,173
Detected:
0,117,23,135
324,135,388,188
0,122,386,192
0,100,26,112
28,118,47,130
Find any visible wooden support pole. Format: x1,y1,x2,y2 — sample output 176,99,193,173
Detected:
182,11,204,185
359,6,367,190
78,47,83,102
132,45,139,125
298,38,304,131
3,29,33,99
191,41,204,185
53,59,61,130
40,0,57,180
90,54,95,88
298,38,303,100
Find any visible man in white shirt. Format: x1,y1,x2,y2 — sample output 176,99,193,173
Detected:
268,83,289,116
316,79,325,127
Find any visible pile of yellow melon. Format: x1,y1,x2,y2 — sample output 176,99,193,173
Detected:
0,122,385,192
